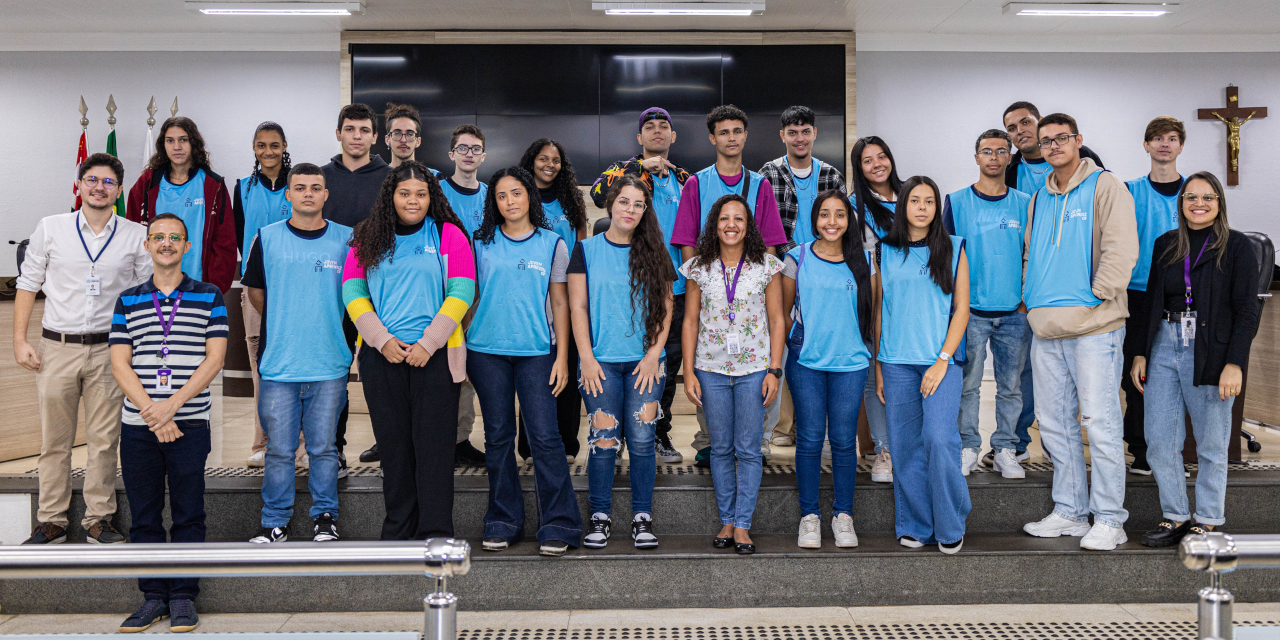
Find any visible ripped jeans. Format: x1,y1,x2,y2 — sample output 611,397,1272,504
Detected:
580,357,666,517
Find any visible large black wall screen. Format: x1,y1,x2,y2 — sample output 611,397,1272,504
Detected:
351,43,846,184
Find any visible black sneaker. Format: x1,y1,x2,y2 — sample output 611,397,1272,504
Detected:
359,443,380,463
313,513,339,541
631,513,658,549
168,597,199,633
337,452,349,479
539,541,570,557
1141,519,1191,548
584,513,611,549
250,526,288,543
482,537,508,552
22,522,66,545
119,599,168,633
87,519,126,544
939,538,964,555
694,447,711,468
1129,458,1153,476
455,440,486,467
655,435,683,464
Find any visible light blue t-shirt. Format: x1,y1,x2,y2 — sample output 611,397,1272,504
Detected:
1016,157,1054,194
942,186,1030,312
1127,175,1182,292
238,175,291,276
787,159,824,247
366,224,446,345
649,170,687,295
469,229,562,356
786,242,872,372
440,176,488,237
1024,171,1104,310
156,169,207,279
573,234,665,364
543,197,579,256
877,236,966,366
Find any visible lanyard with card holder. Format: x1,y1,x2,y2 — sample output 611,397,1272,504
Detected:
1180,236,1212,347
720,253,746,356
76,213,117,296
151,291,183,391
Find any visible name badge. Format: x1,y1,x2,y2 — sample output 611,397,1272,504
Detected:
86,276,101,296
1181,312,1197,347
726,332,743,356
156,368,173,392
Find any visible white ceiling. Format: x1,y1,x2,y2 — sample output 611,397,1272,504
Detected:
5,0,1280,48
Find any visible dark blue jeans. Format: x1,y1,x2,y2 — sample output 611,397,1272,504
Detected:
581,358,665,516
786,350,868,518
120,420,211,602
468,350,583,546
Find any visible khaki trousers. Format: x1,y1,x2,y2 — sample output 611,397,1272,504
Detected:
35,338,124,529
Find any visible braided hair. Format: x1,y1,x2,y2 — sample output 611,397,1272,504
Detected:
349,161,468,270
247,121,291,194
519,138,588,235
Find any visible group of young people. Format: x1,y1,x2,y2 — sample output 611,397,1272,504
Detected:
10,94,1263,631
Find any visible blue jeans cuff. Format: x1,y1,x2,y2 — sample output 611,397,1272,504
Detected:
1095,517,1125,529
1052,508,1089,524
484,521,523,542
1194,516,1226,527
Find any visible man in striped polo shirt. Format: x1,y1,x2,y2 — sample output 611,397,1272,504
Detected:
110,213,228,633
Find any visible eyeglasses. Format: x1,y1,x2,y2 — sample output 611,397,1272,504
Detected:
1037,134,1079,149
452,145,484,156
148,233,186,243
81,176,119,188
977,149,1010,158
1183,193,1219,204
388,131,419,141
614,198,646,213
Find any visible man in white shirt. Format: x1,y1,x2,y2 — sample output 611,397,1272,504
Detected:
13,153,152,544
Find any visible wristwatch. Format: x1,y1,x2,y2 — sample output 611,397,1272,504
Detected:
937,352,951,362
767,368,783,379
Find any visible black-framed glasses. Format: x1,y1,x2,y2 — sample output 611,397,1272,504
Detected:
452,145,484,156
1037,133,1079,149
148,233,187,243
389,130,419,141
81,176,119,188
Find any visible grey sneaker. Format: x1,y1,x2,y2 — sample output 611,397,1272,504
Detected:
655,435,683,464
871,451,893,483
832,513,858,548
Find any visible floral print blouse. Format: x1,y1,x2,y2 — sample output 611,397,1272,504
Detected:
680,254,785,376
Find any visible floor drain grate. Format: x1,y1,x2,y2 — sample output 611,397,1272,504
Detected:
458,622,1280,640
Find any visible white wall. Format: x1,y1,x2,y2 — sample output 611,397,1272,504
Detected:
0,50,340,272
857,51,1280,242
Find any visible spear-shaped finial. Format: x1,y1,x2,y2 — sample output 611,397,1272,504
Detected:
79,95,89,130
106,95,118,129
146,96,158,127
170,97,179,118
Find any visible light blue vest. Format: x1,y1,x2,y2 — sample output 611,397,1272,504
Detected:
787,242,871,372
787,159,824,247
649,171,687,295
1016,158,1053,194
944,186,1030,312
257,220,353,382
440,177,488,237
156,169,207,280
543,198,579,257
853,194,895,238
1024,171,1104,310
366,224,446,344
877,236,966,366
580,234,664,363
238,176,291,276
695,165,764,232
468,229,561,356
1127,175,1182,291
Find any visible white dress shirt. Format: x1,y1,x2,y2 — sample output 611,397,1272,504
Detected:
16,210,152,335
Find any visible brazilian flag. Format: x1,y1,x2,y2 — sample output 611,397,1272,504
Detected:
106,129,126,216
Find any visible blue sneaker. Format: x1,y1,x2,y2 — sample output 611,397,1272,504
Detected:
119,599,168,633
169,598,199,633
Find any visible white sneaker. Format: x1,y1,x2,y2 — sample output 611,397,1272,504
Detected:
1023,512,1092,538
832,513,858,548
960,448,980,476
771,434,795,446
899,535,924,548
1017,450,1031,462
993,448,1026,479
797,514,821,549
871,451,893,483
246,450,265,468
1080,522,1128,551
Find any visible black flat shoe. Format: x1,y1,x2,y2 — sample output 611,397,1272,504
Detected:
1141,519,1192,548
713,536,732,549
734,542,755,555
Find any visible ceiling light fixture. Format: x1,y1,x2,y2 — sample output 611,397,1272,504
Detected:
592,2,765,16
185,1,364,15
1003,2,1178,17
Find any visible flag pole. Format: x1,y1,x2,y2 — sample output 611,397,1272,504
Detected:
105,95,125,216
74,96,89,211
144,96,157,172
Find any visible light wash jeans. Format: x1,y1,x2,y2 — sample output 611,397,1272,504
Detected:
697,368,768,529
1144,322,1232,526
960,313,1030,453
1031,327,1128,527
258,376,346,527
691,348,782,457
863,368,889,454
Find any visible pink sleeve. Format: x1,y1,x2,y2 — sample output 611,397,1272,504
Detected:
341,247,366,282
439,223,477,283
755,179,788,247
671,175,702,247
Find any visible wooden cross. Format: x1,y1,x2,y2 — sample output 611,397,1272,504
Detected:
1198,85,1267,186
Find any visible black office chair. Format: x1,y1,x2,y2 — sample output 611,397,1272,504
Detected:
1241,232,1275,454
4,239,28,298
592,216,611,236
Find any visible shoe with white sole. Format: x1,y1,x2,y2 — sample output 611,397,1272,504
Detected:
832,513,858,548
899,535,924,548
993,448,1026,479
983,449,1030,466
631,513,658,549
583,513,611,549
771,434,795,446
1080,522,1128,550
797,514,821,549
246,450,265,468
871,451,893,483
1023,512,1092,538
960,448,980,476
939,537,963,555
655,435,683,464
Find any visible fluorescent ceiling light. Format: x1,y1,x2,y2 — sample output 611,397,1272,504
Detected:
592,2,764,16
186,2,364,15
1003,3,1177,16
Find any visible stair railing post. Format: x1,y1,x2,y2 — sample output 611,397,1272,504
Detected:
422,538,471,640
1198,570,1234,640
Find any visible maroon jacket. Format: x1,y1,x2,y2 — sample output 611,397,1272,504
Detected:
126,167,236,292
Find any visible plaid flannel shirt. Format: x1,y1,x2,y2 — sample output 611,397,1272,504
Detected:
758,156,847,253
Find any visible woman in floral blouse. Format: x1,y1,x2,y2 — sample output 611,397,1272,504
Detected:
681,193,785,555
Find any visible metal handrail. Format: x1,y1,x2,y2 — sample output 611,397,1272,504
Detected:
1180,533,1280,640
0,537,470,639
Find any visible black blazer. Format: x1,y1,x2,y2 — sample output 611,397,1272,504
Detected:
1138,229,1261,386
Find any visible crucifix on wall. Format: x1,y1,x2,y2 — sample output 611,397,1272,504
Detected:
1198,85,1268,186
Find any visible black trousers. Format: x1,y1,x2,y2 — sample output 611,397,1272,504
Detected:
655,295,685,441
519,337,584,459
335,314,359,452
359,346,460,540
1121,288,1148,462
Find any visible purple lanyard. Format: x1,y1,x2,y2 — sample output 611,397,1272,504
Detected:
1184,236,1212,306
151,291,184,360
720,254,745,324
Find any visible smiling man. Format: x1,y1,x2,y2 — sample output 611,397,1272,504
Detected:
1002,101,1106,195
1020,113,1137,552
759,106,847,254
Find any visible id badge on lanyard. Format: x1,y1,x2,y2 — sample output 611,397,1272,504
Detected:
1181,313,1197,347
721,255,746,356
152,291,184,392
1182,237,1210,347
77,214,116,297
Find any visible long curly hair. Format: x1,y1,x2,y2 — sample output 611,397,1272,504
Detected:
850,136,903,234
519,138,587,234
349,161,468,270
605,176,675,351
474,166,552,245
882,176,955,295
808,189,874,343
148,116,213,176
691,194,768,269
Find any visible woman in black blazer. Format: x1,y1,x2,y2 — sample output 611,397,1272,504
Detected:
1130,171,1261,548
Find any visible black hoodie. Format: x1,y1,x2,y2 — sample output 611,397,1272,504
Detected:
1005,145,1104,191
321,154,391,228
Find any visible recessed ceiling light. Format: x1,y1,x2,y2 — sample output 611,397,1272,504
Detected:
185,1,364,15
592,2,765,16
1003,2,1178,17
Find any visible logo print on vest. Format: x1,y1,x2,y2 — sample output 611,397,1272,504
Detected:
518,259,527,270
919,263,930,275
526,260,547,276
314,260,323,272
414,245,425,255
846,279,855,291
